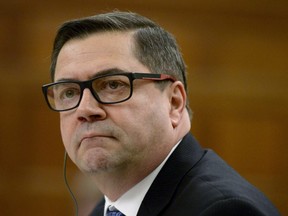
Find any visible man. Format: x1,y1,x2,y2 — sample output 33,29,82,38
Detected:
42,11,280,216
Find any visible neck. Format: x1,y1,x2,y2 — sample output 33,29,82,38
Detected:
90,160,157,201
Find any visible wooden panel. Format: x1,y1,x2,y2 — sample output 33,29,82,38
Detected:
0,1,287,215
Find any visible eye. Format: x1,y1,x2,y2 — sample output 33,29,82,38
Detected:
92,75,130,96
94,77,129,91
58,87,80,101
63,89,77,98
106,80,125,90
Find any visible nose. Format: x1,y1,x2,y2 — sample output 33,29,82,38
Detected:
76,88,107,122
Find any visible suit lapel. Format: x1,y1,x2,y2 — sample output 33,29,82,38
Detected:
89,198,105,216
137,133,205,216
90,133,205,216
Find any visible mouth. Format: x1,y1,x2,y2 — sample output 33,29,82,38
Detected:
79,134,114,147
81,134,111,141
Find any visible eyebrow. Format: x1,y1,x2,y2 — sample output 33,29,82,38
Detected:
55,68,128,82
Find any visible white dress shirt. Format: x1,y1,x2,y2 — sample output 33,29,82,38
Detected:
104,140,181,216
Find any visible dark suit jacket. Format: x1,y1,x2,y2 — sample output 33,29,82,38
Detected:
90,133,280,216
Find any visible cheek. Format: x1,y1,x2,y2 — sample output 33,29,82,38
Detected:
59,114,74,150
112,97,170,139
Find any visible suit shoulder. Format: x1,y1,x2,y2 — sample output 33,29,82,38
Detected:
199,197,280,216
169,150,280,215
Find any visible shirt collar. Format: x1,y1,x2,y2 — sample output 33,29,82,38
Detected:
104,140,182,216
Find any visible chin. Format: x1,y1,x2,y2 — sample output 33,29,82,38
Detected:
79,149,111,174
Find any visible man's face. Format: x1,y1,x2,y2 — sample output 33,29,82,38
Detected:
54,32,174,174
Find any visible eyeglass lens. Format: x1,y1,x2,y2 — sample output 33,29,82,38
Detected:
46,75,132,110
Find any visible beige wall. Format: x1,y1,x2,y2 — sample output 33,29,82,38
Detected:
0,1,287,215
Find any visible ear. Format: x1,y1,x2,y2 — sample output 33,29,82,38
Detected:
168,81,187,128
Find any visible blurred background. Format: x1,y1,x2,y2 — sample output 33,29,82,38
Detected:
0,0,287,215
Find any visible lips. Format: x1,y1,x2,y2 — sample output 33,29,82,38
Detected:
81,134,109,142
79,133,114,147
75,124,116,148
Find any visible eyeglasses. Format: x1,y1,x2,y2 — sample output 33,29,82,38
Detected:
42,72,176,112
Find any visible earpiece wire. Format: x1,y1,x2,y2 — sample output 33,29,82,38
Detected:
63,151,79,216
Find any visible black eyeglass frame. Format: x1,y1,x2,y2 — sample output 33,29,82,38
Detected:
42,72,176,112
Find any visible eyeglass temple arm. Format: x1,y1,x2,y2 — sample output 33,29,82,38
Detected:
133,73,176,82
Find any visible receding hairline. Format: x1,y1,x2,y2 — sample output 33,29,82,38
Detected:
55,29,140,64
52,29,139,74
53,30,147,78
59,29,138,48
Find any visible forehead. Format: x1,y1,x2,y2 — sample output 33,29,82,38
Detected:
54,31,149,81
